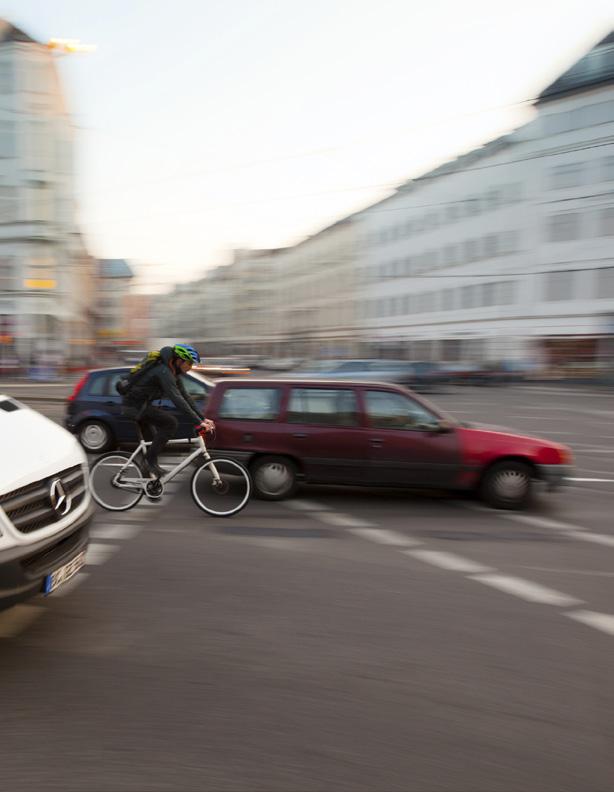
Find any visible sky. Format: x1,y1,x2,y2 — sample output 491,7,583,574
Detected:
1,0,613,292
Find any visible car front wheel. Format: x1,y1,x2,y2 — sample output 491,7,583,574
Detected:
78,420,115,453
250,456,298,500
480,460,533,510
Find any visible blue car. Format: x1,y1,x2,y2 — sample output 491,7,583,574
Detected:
64,367,214,453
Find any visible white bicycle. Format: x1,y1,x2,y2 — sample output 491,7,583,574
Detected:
89,426,251,517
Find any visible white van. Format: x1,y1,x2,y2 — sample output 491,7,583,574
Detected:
0,395,93,610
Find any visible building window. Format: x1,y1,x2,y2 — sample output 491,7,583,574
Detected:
548,213,582,242
601,156,614,182
595,267,614,298
0,59,13,94
544,271,575,301
599,207,614,236
0,259,15,291
484,234,499,258
0,121,15,159
442,288,455,311
461,285,477,309
499,281,516,305
0,187,17,222
549,163,584,190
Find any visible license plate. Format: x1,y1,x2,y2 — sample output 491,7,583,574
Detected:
43,550,87,595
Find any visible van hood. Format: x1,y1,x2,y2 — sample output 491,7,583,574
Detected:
0,397,87,496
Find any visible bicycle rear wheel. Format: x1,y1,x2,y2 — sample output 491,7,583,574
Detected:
191,458,250,517
89,452,144,511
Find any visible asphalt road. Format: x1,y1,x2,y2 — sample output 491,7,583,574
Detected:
1,383,613,791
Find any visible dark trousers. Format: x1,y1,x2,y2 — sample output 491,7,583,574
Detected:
127,404,178,465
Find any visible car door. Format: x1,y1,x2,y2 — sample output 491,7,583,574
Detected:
363,389,461,488
210,385,286,454
285,386,369,484
86,370,140,443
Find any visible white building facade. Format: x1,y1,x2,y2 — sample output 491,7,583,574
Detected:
356,31,614,368
0,20,95,367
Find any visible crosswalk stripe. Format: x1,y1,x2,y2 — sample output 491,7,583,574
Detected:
351,527,421,546
406,549,492,573
0,604,44,638
90,524,141,541
469,574,582,607
85,543,119,565
567,610,614,636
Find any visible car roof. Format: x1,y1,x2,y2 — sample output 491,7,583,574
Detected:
214,377,408,388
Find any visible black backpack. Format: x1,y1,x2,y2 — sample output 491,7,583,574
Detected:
115,351,162,396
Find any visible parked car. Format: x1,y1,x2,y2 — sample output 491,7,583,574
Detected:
203,378,573,509
65,367,215,453
287,359,445,390
0,395,93,610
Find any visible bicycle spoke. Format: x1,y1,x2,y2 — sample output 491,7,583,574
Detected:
191,459,250,516
89,454,144,511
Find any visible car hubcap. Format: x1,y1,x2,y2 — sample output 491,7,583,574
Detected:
81,424,108,451
256,462,292,496
493,469,529,500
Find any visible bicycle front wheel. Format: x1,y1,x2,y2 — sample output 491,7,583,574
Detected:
89,452,144,511
191,458,250,517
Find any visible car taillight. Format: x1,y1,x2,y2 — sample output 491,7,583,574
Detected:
68,373,89,402
558,446,573,465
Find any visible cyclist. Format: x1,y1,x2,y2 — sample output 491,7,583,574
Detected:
122,343,215,478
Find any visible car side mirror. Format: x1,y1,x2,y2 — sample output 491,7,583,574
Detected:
435,419,454,434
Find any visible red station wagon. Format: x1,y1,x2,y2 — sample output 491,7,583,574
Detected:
205,379,573,509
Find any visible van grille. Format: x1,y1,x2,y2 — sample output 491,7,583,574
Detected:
0,465,86,534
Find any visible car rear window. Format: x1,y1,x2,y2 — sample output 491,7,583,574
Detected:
288,387,359,427
218,387,281,420
85,373,112,396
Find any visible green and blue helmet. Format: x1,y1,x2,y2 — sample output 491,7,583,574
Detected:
173,343,201,365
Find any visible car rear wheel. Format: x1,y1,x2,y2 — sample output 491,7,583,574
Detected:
78,420,115,453
480,460,533,510
250,456,298,500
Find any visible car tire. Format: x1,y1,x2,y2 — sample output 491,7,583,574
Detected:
250,456,298,500
78,420,115,453
480,460,533,510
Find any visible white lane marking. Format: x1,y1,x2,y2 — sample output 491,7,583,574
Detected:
284,499,330,512
566,610,614,636
85,543,119,565
504,514,583,532
0,604,44,638
564,531,614,548
52,572,89,597
405,550,493,574
350,527,421,546
469,574,582,607
573,449,614,455
90,524,141,541
521,566,614,577
316,512,373,528
569,478,614,483
505,514,614,547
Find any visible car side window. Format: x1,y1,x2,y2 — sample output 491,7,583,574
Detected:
181,374,209,401
288,388,359,427
86,373,111,396
218,387,281,420
365,390,439,430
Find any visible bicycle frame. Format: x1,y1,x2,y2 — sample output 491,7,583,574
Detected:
112,431,222,492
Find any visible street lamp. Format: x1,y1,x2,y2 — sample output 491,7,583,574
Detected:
47,38,96,54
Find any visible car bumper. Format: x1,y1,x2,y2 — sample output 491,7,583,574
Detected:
536,464,573,491
0,500,94,611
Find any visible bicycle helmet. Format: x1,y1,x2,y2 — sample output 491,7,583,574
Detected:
173,343,201,365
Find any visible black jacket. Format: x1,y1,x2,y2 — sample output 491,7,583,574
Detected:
122,346,204,424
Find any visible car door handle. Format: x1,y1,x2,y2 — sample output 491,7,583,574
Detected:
243,433,253,442
370,438,383,447
292,432,308,438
